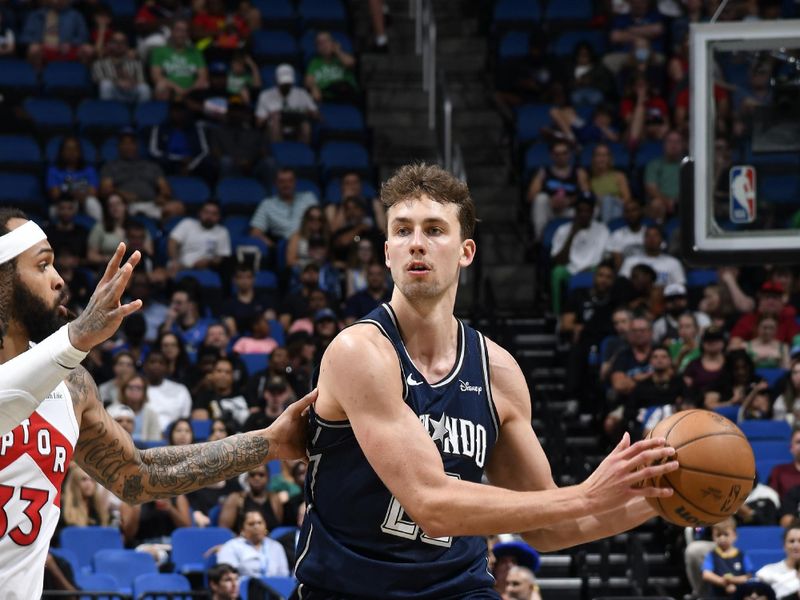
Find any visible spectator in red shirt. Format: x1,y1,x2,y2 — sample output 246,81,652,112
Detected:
768,428,800,499
730,281,800,349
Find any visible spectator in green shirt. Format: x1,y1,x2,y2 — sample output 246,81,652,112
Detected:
305,31,358,103
150,18,209,101
644,129,684,223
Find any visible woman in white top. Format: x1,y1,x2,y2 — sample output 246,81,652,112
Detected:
757,522,800,599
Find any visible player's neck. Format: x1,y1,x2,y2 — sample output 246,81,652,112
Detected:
0,322,30,363
389,292,458,366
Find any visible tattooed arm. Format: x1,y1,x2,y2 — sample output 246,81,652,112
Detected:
67,366,316,504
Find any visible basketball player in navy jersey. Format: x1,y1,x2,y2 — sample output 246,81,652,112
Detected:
294,164,680,599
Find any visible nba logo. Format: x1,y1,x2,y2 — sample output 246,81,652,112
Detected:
729,166,756,224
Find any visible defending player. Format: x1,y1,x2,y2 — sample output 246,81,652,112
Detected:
0,207,315,598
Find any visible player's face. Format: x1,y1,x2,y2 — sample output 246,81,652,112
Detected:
6,219,69,342
384,196,475,302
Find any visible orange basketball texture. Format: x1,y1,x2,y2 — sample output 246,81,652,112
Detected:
644,409,756,527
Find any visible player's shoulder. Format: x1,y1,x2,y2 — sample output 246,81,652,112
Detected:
63,364,102,416
322,323,396,369
482,336,530,415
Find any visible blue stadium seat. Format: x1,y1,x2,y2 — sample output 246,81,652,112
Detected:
524,143,551,178
77,100,131,135
551,30,607,56
760,174,800,204
74,571,121,597
324,177,376,204
737,525,784,551
61,526,124,572
42,61,92,94
224,215,251,238
298,0,347,26
634,140,664,168
517,104,552,144
493,0,541,25
739,420,792,441
259,63,282,89
50,547,81,579
135,100,168,130
190,418,212,442
74,214,97,230
541,217,571,254
252,0,295,23
232,235,271,266
751,440,791,461
301,30,354,63
240,353,270,374
272,141,316,169
255,271,279,291
0,59,38,92
0,135,41,170
175,269,223,289
133,573,191,599
269,526,299,541
267,317,285,346
498,31,529,60
171,527,235,573
24,97,73,131
251,30,299,62
749,548,784,571
756,459,783,484
0,173,44,215
685,269,718,289
567,271,594,292
262,576,298,598
712,405,739,422
319,141,369,179
268,459,282,477
106,0,137,18
756,367,788,389
319,103,365,134
46,136,97,164
167,176,211,207
544,0,593,20
293,177,321,199
94,549,157,595
216,177,267,214
607,217,627,232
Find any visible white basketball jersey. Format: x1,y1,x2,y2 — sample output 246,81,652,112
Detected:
0,380,78,599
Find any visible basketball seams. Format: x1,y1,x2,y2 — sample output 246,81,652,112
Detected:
675,464,755,482
671,431,749,452
662,409,702,442
662,471,730,521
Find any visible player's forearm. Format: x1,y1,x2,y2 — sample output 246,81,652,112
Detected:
520,497,656,552
0,325,87,435
416,478,596,541
119,432,273,503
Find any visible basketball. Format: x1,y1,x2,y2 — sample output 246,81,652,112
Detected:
643,409,756,527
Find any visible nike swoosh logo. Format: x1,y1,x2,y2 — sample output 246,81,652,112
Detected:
406,373,423,386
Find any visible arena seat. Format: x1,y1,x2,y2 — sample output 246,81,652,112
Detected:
61,526,124,572
93,549,157,595
171,527,234,574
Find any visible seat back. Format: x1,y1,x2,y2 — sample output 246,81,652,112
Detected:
171,527,235,573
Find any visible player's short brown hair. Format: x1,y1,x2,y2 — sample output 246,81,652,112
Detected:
381,163,476,240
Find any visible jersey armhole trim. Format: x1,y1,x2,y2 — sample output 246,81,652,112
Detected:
477,333,500,439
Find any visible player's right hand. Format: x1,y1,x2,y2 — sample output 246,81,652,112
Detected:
68,243,143,352
580,433,679,513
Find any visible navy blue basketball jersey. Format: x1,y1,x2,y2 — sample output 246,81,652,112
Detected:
294,303,501,599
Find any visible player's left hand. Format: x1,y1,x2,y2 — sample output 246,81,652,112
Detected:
262,388,318,461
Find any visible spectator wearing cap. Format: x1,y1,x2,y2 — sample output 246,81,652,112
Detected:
344,262,392,325
619,225,685,288
305,31,358,104
491,540,540,599
149,18,208,101
107,403,137,436
209,100,274,187
527,140,590,242
255,63,319,144
167,199,231,274
148,100,211,177
652,283,711,344
605,200,646,270
92,30,151,103
550,192,609,314
731,281,800,349
185,60,237,122
505,565,542,600
249,168,319,247
99,128,179,221
22,0,93,70
243,374,296,432
644,130,685,222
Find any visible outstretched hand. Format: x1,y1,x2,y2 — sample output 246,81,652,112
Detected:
581,433,679,514
263,388,319,461
68,243,143,352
